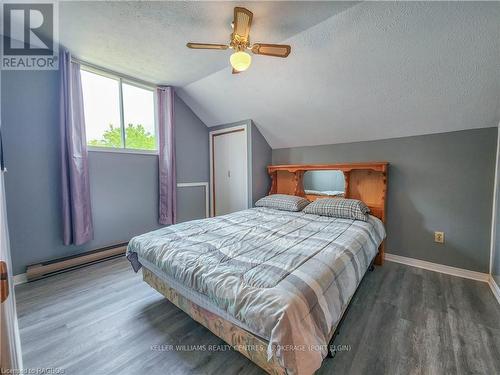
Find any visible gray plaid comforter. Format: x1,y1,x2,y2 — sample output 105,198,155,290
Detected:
127,207,386,375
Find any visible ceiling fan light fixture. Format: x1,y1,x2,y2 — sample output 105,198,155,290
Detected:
186,7,291,74
230,51,251,72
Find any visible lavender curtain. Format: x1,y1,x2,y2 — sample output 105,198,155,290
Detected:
59,49,94,245
157,87,176,225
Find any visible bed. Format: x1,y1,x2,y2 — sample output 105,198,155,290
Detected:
127,162,388,375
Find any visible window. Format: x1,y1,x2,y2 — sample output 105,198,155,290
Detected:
80,70,121,148
122,83,156,150
80,67,157,152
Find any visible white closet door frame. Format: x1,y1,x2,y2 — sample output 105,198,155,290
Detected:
209,124,248,217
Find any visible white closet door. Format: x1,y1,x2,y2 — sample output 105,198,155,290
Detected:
213,129,247,216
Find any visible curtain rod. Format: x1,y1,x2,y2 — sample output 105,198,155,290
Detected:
70,57,159,88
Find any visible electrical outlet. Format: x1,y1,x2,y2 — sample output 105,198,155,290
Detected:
434,231,445,244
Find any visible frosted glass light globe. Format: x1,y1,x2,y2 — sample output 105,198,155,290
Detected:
230,51,252,72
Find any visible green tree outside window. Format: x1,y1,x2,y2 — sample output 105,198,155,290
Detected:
88,124,156,150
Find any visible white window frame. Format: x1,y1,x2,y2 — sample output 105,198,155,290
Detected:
80,64,159,155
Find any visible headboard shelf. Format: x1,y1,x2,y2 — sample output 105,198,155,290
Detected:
267,162,389,265
268,162,388,173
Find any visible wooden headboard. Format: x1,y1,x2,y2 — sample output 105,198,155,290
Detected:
267,162,389,264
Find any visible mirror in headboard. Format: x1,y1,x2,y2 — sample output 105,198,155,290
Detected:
268,162,389,265
303,170,345,200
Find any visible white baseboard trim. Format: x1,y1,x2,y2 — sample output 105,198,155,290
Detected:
385,253,490,282
13,273,27,286
489,276,500,305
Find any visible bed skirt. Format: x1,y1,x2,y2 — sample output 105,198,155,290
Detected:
142,267,287,375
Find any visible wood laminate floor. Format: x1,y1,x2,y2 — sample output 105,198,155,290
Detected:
15,257,500,375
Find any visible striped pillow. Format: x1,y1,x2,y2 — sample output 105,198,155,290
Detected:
303,198,370,221
255,194,310,212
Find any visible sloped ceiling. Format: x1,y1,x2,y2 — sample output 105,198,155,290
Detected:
178,2,500,148
59,1,358,86
59,1,500,148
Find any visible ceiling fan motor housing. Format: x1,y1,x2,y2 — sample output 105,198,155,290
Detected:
230,33,250,52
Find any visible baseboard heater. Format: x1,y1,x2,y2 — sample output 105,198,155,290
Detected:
26,243,128,281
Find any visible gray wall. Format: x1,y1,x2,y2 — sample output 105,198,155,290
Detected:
1,70,209,275
175,94,209,183
273,128,498,273
251,122,272,204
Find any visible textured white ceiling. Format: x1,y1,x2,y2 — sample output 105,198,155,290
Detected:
59,1,357,86
59,1,500,148
178,2,500,148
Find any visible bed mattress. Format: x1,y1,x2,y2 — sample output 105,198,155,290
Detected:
127,207,385,375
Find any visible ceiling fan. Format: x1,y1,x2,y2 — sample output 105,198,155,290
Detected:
186,7,291,74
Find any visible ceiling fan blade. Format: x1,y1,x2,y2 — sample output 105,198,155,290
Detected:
232,68,241,75
251,43,291,58
186,43,229,50
233,7,253,42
